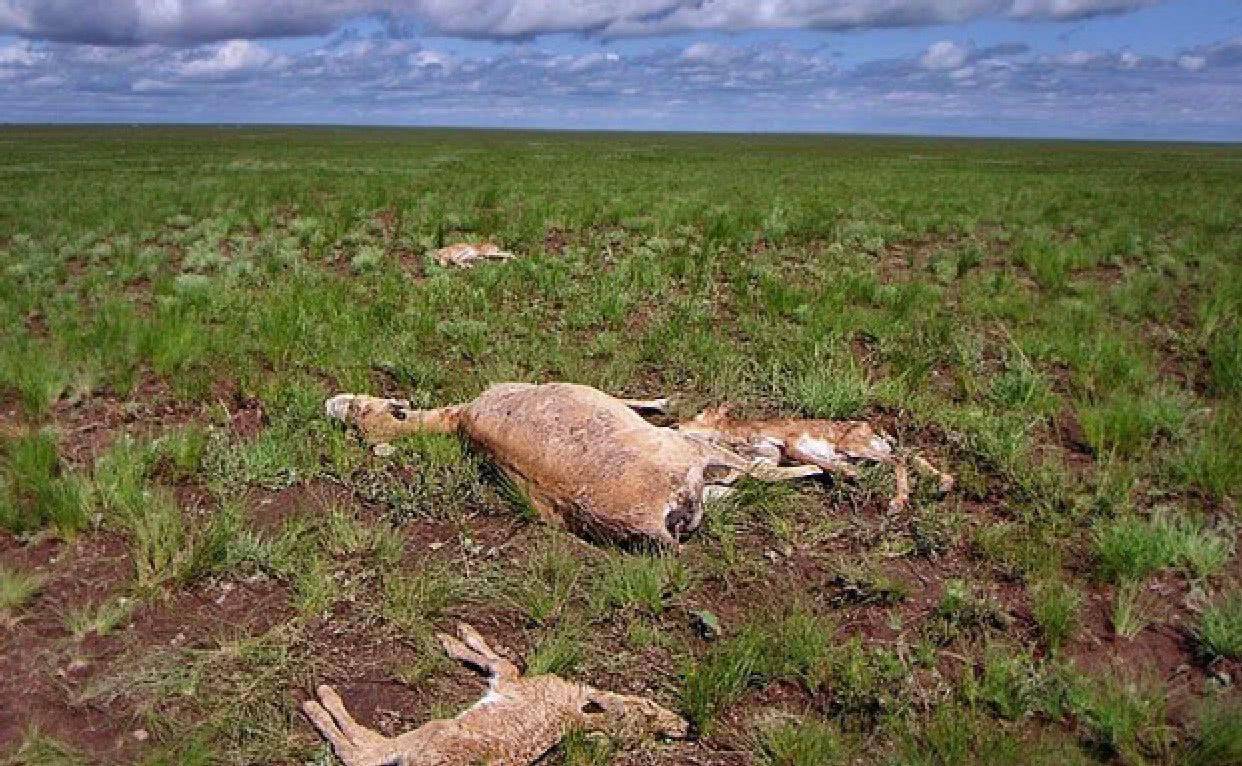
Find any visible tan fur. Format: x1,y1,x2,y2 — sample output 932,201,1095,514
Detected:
433,242,515,268
683,404,955,511
326,383,953,547
304,623,687,766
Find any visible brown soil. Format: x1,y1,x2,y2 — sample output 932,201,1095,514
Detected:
1,317,1234,764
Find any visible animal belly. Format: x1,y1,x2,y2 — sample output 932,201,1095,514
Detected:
460,384,703,544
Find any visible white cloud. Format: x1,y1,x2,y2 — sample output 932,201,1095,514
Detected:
0,40,42,65
681,42,741,64
1055,50,1098,66
409,49,450,68
177,39,279,77
921,40,969,70
1009,0,1161,20
0,0,1170,44
1177,54,1206,71
131,76,176,92
0,24,1237,140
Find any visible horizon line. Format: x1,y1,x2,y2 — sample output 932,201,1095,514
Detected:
1,121,1239,146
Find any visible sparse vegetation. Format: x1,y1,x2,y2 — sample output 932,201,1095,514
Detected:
1195,591,1242,660
0,127,1238,764
0,432,89,535
754,716,847,766
0,564,42,626
1031,580,1080,653
1072,672,1171,763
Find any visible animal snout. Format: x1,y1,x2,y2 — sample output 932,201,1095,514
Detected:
664,495,703,542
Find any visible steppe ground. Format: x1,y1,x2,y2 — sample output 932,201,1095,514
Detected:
0,127,1239,765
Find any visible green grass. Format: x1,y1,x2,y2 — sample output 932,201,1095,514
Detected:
0,564,42,625
1031,580,1080,653
0,336,68,417
1182,699,1242,766
526,622,585,676
0,432,89,535
754,717,847,766
590,553,692,616
1072,672,1171,764
1093,510,1231,584
681,607,834,732
925,579,1010,646
511,535,584,625
1,728,88,766
383,561,471,632
1111,581,1157,640
63,596,134,640
0,127,1239,764
1195,591,1242,660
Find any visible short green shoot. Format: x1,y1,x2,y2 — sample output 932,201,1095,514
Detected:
1,432,89,535
1111,581,1156,641
1031,579,1080,653
1072,672,1171,763
0,564,43,626
590,553,691,616
63,597,135,640
526,623,585,676
511,536,583,625
384,562,468,631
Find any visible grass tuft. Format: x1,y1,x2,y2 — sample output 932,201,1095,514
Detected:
0,564,43,627
754,716,846,766
1,432,89,536
1031,579,1080,653
1195,591,1242,661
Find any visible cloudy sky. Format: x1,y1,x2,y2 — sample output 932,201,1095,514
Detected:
0,0,1238,139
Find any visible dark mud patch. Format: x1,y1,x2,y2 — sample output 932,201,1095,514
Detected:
246,479,355,533
0,531,135,759
50,374,200,467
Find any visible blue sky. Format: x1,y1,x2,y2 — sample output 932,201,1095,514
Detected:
0,1,1238,139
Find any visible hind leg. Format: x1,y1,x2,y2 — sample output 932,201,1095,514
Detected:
437,624,520,682
303,685,397,766
619,396,670,415
912,454,955,494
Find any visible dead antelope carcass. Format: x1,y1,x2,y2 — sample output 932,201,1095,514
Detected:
305,623,687,766
326,382,952,548
433,242,515,268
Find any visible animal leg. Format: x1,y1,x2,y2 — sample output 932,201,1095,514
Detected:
303,685,393,766
325,394,464,442
786,437,862,482
890,461,911,512
438,624,520,681
619,397,670,415
912,454,955,494
749,464,824,482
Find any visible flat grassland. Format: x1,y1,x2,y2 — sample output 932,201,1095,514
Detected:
1,127,1239,765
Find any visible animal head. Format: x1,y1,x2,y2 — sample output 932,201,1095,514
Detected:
659,465,715,545
687,402,734,429
580,690,690,741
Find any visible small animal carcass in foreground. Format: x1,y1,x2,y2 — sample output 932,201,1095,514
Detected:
304,623,688,766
